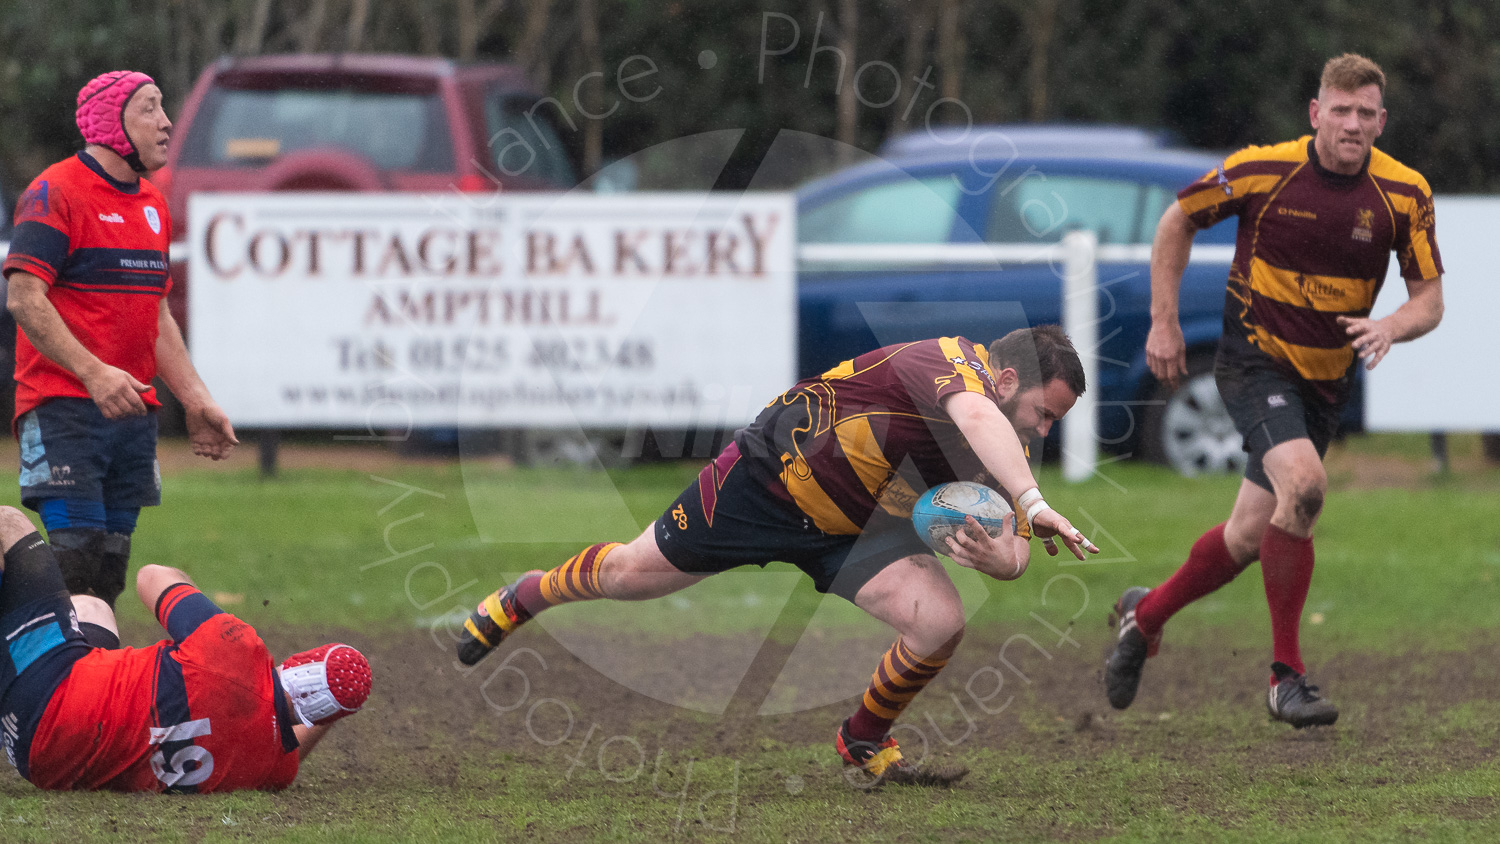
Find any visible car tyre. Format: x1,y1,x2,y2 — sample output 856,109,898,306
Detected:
518,429,634,469
1140,355,1245,477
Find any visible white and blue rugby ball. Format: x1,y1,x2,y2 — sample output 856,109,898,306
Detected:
911,481,1013,554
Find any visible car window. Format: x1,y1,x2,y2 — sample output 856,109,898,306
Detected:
178,86,455,172
1139,182,1238,245
484,95,576,186
800,176,962,243
987,175,1142,245
1139,184,1177,241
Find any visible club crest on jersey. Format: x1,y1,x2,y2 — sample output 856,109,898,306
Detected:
144,206,161,234
1352,208,1374,243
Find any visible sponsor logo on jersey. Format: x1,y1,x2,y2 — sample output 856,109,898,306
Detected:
950,355,992,382
144,206,162,234
1295,273,1343,303
98,212,125,224
17,182,48,220
1352,208,1374,243
118,257,167,271
1268,394,1288,408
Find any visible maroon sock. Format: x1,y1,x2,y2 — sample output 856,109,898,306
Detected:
1261,524,1314,675
1134,523,1242,637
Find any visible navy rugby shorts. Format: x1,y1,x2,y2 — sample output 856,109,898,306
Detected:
17,398,161,511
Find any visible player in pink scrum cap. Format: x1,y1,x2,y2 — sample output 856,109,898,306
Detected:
3,71,236,615
75,70,162,174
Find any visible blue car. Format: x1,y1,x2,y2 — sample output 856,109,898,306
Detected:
795,142,1250,474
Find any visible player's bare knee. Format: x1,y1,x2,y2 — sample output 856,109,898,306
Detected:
0,506,39,553
135,564,192,606
908,605,965,658
1294,486,1325,526
1222,521,1255,562
1282,470,1326,526
136,563,172,580
71,595,118,633
1223,533,1260,568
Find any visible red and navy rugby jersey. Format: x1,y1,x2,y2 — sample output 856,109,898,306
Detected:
26,584,301,792
735,337,1030,538
3,152,172,420
1176,137,1442,403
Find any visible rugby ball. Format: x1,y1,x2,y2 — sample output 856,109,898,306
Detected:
910,481,1013,554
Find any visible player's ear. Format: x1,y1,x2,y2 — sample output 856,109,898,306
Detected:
994,367,1020,401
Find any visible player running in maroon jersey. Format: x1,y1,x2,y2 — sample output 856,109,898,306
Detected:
1104,54,1445,727
3,70,236,613
0,506,371,791
457,326,1099,783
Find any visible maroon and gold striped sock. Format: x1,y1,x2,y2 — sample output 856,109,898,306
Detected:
846,637,949,741
514,542,621,612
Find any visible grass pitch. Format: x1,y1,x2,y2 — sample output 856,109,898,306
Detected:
0,435,1497,842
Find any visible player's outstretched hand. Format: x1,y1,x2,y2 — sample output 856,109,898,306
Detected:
1337,314,1393,370
1031,509,1100,561
945,514,1027,581
186,401,239,460
84,364,150,419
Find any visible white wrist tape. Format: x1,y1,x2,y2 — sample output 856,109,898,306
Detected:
1016,487,1043,511
1025,499,1051,524
1016,488,1050,524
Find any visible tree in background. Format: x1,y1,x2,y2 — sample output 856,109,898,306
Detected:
0,0,1497,193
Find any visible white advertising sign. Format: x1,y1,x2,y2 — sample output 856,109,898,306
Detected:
1366,196,1500,430
187,192,796,429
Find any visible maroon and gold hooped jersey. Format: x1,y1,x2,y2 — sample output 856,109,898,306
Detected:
735,337,1027,537
2,152,171,420
1177,137,1442,402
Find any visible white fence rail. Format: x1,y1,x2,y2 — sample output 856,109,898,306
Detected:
0,235,1236,482
800,237,1236,483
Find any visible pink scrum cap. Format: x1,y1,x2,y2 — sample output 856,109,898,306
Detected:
75,70,155,173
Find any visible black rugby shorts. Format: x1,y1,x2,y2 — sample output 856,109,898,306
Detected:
653,442,931,602
1215,353,1342,493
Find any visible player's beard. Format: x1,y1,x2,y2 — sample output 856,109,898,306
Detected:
996,392,1028,446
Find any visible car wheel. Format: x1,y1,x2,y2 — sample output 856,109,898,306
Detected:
518,430,634,469
1140,357,1245,477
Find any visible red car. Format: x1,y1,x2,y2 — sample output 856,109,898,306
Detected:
157,53,577,335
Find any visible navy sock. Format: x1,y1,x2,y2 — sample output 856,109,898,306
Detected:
36,498,106,532
105,507,140,536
